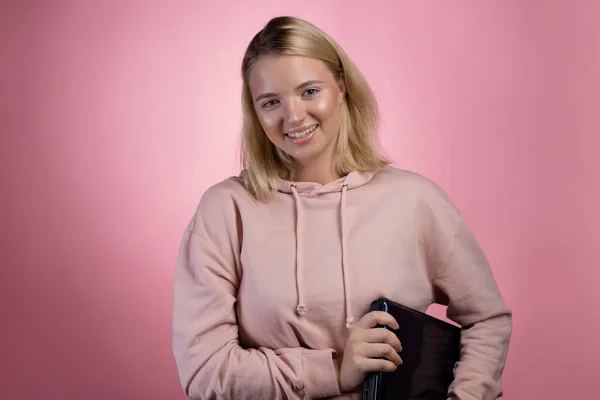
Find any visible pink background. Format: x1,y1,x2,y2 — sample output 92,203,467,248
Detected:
2,1,599,399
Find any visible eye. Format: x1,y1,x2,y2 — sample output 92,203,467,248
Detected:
261,99,279,109
303,88,320,97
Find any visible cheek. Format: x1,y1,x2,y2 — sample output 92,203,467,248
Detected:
311,94,341,124
256,111,282,141
256,109,279,129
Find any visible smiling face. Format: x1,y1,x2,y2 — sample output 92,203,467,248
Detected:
248,54,346,174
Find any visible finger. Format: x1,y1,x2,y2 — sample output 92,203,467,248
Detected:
362,328,403,352
357,311,399,330
357,357,399,373
360,343,403,365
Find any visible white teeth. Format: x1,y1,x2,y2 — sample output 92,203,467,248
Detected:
287,124,318,138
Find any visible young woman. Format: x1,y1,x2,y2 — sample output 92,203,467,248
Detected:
172,16,512,400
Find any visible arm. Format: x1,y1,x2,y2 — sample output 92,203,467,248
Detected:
432,219,512,400
172,219,341,399
419,179,512,400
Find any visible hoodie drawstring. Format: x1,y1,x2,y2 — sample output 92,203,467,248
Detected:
290,184,308,316
340,183,354,328
290,182,354,328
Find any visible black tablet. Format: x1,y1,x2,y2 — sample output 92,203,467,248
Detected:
362,298,461,400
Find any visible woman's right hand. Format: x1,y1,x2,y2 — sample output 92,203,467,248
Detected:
335,311,403,393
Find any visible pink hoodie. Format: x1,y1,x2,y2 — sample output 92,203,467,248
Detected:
172,166,512,400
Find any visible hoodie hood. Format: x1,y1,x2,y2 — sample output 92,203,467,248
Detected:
275,170,377,328
276,170,377,196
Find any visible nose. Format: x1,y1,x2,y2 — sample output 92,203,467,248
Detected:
283,98,306,126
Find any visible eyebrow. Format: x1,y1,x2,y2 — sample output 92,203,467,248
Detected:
254,80,324,103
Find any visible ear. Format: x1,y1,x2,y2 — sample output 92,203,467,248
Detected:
337,73,346,104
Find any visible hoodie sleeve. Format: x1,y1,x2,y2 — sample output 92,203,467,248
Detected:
422,181,512,400
171,186,341,400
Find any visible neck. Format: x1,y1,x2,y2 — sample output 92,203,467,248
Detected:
293,160,341,185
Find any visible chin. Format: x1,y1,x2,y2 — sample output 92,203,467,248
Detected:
289,144,334,166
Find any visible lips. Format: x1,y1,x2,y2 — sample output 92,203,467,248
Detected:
285,124,319,139
284,124,318,145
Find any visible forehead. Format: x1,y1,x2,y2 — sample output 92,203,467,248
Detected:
248,55,334,92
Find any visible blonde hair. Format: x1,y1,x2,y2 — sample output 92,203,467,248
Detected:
240,16,390,200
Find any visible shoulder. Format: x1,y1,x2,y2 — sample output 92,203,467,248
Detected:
375,165,464,225
375,165,454,202
188,174,251,234
199,175,249,207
